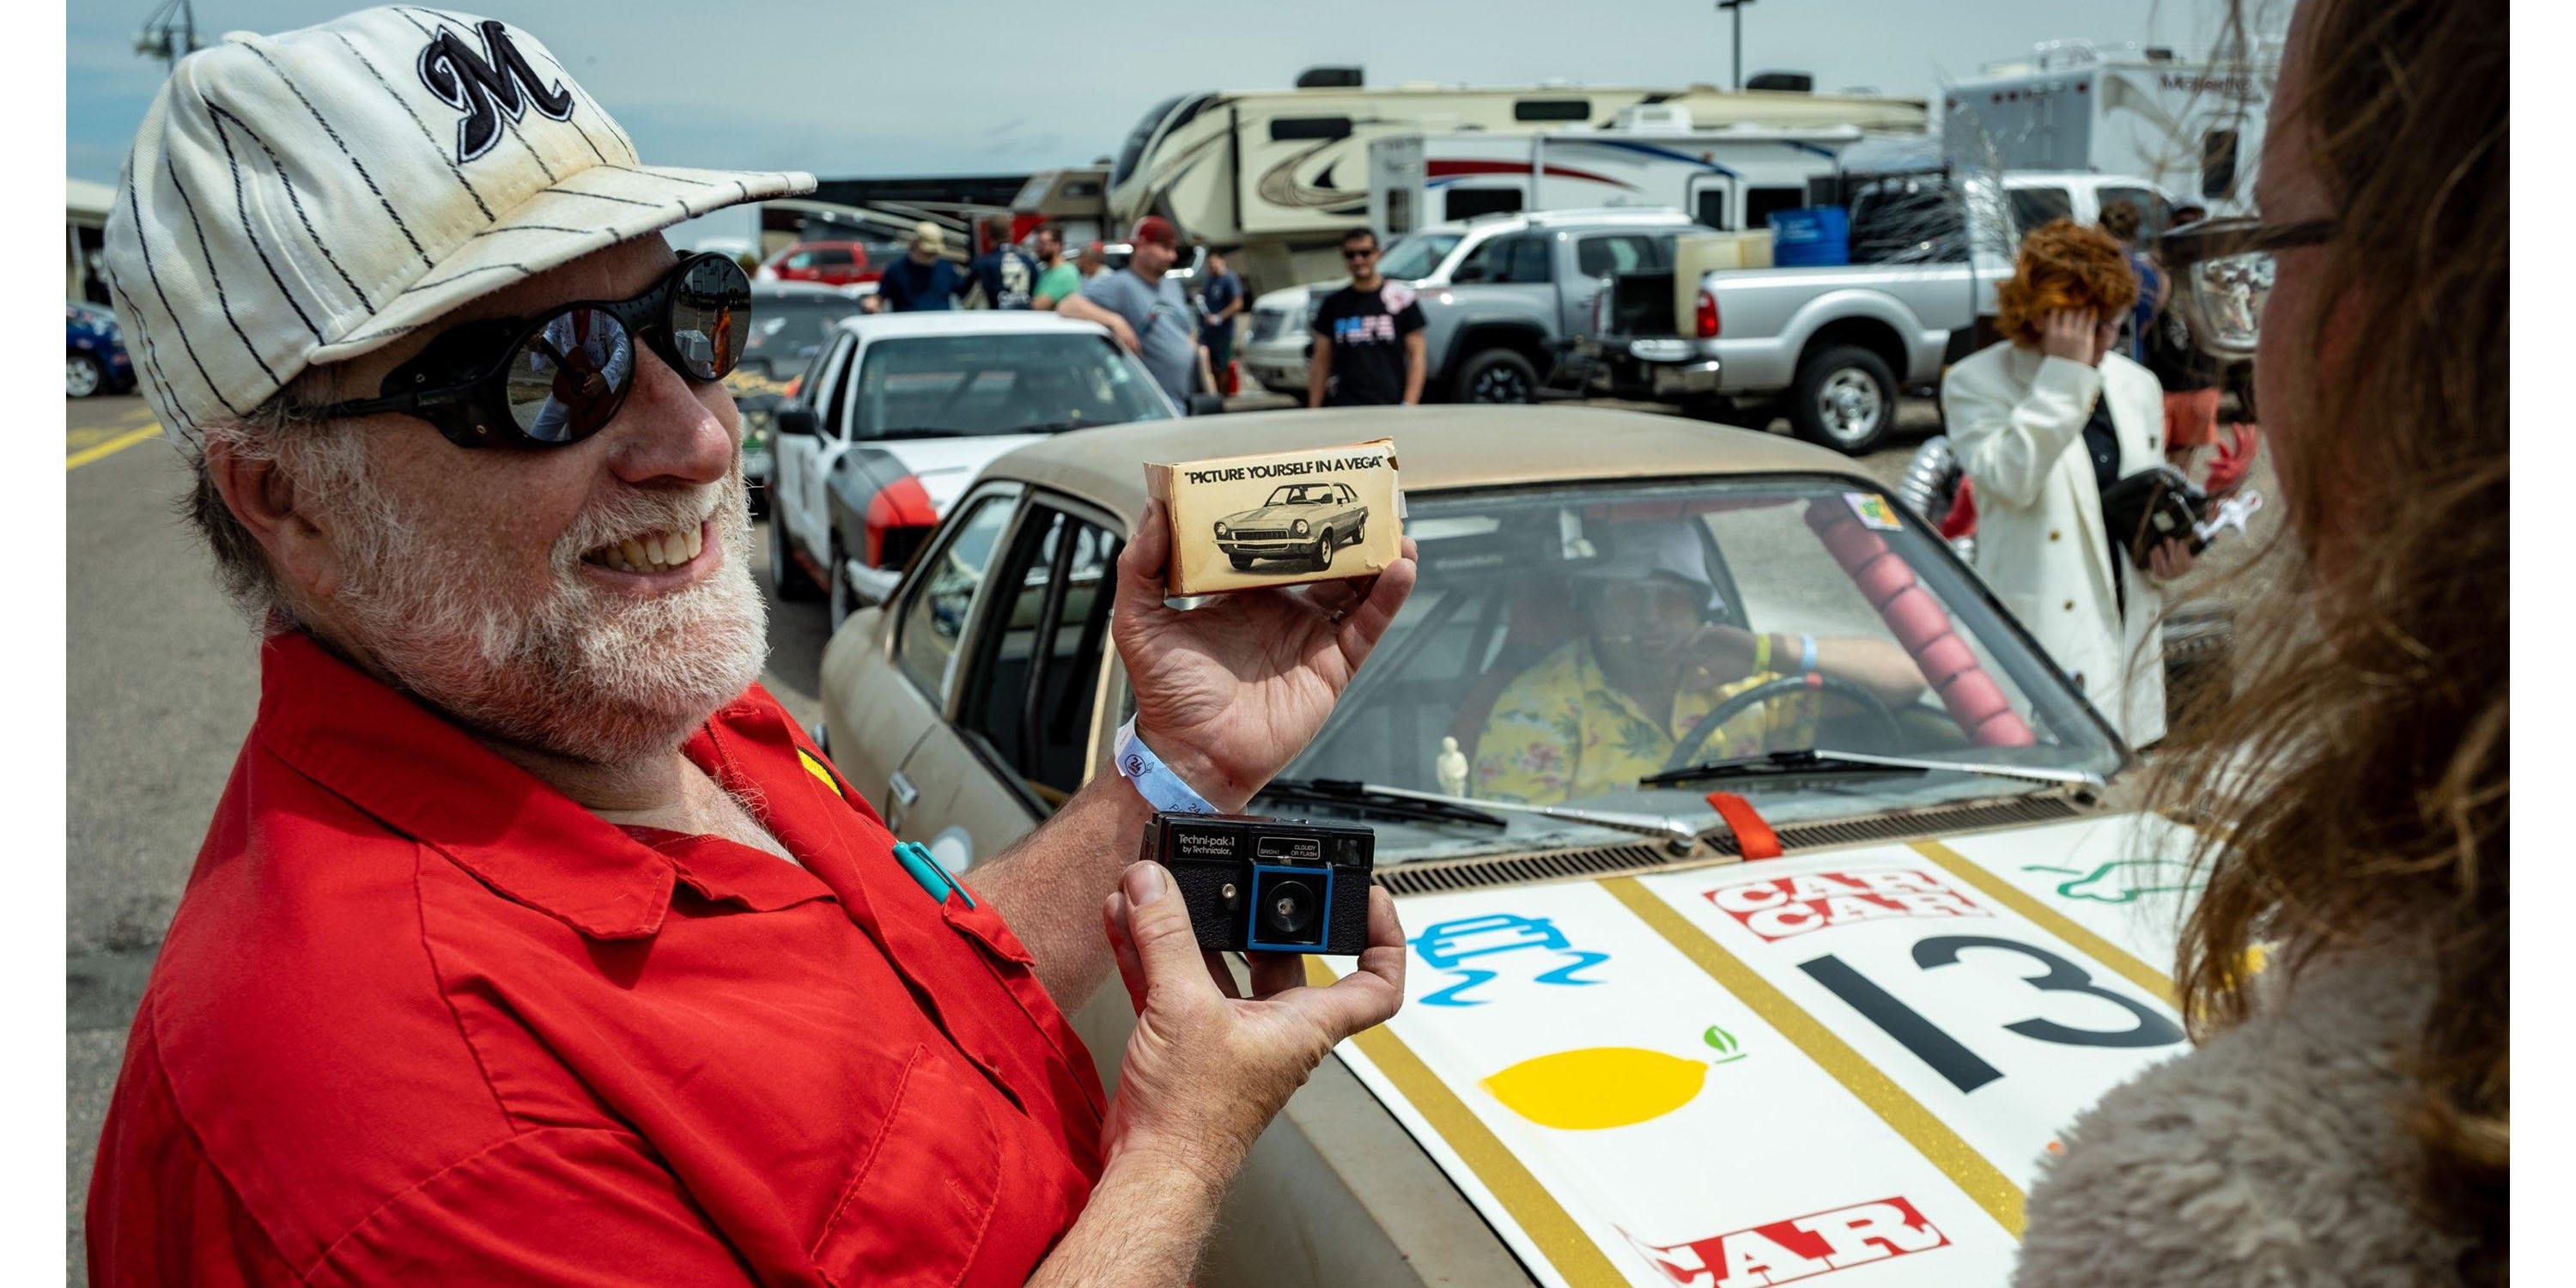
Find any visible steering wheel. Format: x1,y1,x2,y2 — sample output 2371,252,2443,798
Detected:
1660,673,1908,774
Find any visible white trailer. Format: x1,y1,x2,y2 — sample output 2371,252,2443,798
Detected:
1367,119,1862,240
1939,39,2280,217
1108,80,1925,291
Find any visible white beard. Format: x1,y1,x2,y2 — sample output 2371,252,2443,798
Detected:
317,448,769,766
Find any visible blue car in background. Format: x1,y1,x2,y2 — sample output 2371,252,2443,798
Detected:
68,301,134,398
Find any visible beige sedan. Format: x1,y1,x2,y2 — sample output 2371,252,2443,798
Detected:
819,406,2191,1288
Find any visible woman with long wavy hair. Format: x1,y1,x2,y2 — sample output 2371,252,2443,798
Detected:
2013,0,2506,1282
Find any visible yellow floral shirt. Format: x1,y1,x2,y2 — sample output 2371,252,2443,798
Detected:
1473,639,1820,805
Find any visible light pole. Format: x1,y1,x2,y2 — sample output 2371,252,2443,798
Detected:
134,0,201,75
1717,0,1758,92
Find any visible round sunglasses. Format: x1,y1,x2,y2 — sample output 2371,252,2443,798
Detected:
308,253,753,449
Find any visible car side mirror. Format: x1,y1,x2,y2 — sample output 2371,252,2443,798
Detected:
1186,392,1226,416
775,402,818,437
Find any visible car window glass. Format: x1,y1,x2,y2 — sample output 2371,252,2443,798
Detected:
1497,235,1554,284
816,335,856,438
1444,188,1525,221
960,507,1122,808
2096,186,2167,237
819,247,854,265
853,334,1173,438
1451,238,1499,282
2008,186,2075,236
896,492,1017,699
787,251,817,270
1575,234,1656,279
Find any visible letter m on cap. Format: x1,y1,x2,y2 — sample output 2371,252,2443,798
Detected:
417,19,575,163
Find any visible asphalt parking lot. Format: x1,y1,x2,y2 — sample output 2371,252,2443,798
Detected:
61,385,2264,1279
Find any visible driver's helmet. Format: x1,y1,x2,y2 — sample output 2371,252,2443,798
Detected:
1569,522,1723,618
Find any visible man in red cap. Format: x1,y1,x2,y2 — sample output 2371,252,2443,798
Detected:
1060,216,1201,406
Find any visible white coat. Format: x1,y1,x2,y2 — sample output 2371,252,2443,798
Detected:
1941,343,2168,745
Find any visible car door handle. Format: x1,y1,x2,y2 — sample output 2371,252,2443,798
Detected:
886,770,919,829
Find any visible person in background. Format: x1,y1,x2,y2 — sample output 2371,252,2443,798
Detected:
1307,228,1425,408
968,215,1038,310
1032,225,1080,310
1077,240,1109,281
1196,246,1245,395
1059,216,1198,407
875,221,968,313
2014,0,2505,1282
2098,200,2167,363
1941,219,2189,747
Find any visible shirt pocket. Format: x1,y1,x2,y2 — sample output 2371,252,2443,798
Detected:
810,1042,1002,1287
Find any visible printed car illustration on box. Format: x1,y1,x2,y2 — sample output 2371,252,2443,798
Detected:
1214,482,1370,570
816,407,2208,1288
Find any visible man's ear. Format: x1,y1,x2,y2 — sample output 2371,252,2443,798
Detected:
204,434,343,602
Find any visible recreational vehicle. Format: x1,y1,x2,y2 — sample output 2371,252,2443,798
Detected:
1941,39,2279,216
1368,120,1859,238
1108,76,1926,289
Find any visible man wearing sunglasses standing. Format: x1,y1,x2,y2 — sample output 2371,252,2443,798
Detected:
1308,227,1427,408
87,10,1419,1286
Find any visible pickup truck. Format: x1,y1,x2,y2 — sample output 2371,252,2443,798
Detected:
1580,170,2175,454
1241,208,1711,405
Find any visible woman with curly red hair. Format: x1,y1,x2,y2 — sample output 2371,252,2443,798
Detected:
1941,218,2196,744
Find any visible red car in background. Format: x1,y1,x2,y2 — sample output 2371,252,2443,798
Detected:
757,240,883,287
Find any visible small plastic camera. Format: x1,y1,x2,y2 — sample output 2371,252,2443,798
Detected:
1141,813,1376,956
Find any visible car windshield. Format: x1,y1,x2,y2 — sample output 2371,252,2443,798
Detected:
1377,233,1462,281
854,332,1174,438
1264,483,1344,506
1262,477,2127,861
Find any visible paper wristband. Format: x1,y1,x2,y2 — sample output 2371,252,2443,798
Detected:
1115,717,1218,815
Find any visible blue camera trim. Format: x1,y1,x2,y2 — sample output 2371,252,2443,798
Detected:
1244,863,1335,954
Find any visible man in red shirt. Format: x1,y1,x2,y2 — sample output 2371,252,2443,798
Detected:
88,10,1415,1285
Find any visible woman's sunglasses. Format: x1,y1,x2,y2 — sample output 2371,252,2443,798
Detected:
2154,217,2333,357
308,252,753,450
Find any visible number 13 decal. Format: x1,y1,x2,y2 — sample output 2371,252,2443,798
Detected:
1800,934,2184,1093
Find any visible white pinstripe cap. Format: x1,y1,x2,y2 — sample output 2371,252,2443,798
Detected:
102,6,815,437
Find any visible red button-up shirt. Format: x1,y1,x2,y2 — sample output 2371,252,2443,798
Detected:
88,632,1106,1286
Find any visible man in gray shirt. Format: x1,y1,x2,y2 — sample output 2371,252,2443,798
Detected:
1060,216,1200,408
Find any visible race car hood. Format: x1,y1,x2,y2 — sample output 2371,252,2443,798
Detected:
1314,810,2203,1288
1219,502,1334,527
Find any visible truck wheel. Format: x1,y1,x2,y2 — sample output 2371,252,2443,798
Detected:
1453,349,1538,404
1229,553,1258,570
1790,345,1897,455
769,517,822,601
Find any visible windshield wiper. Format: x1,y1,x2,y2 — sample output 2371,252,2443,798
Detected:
866,427,966,440
1257,778,1506,829
1264,778,1701,854
1641,747,2104,790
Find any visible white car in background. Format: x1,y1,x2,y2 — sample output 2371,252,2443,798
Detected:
1239,229,1465,398
767,311,1183,635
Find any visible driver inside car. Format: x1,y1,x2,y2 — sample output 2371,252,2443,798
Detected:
1474,523,1927,805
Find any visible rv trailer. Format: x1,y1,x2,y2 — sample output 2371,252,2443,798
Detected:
1940,38,2280,217
1368,119,1861,239
1108,76,1927,290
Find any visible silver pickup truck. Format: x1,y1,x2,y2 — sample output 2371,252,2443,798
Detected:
1581,171,2172,454
1244,208,1710,404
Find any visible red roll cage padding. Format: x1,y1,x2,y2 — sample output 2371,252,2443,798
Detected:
1802,500,2036,748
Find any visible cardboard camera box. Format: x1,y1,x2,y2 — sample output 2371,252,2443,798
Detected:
1142,439,1404,596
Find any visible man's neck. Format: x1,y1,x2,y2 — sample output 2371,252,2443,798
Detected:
1350,272,1380,291
1133,264,1163,285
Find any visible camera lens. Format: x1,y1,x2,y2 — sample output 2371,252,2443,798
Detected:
1262,878,1320,940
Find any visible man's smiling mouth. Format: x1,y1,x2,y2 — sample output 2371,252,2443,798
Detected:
581,521,708,574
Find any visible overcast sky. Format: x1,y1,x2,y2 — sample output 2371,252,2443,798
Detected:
68,0,2254,186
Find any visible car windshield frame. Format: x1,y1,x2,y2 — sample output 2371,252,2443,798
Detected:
850,331,1176,440
1267,474,2128,858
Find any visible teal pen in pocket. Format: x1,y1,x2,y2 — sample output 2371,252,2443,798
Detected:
892,841,975,908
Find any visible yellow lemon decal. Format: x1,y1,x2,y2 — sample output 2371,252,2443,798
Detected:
1480,1047,1710,1130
